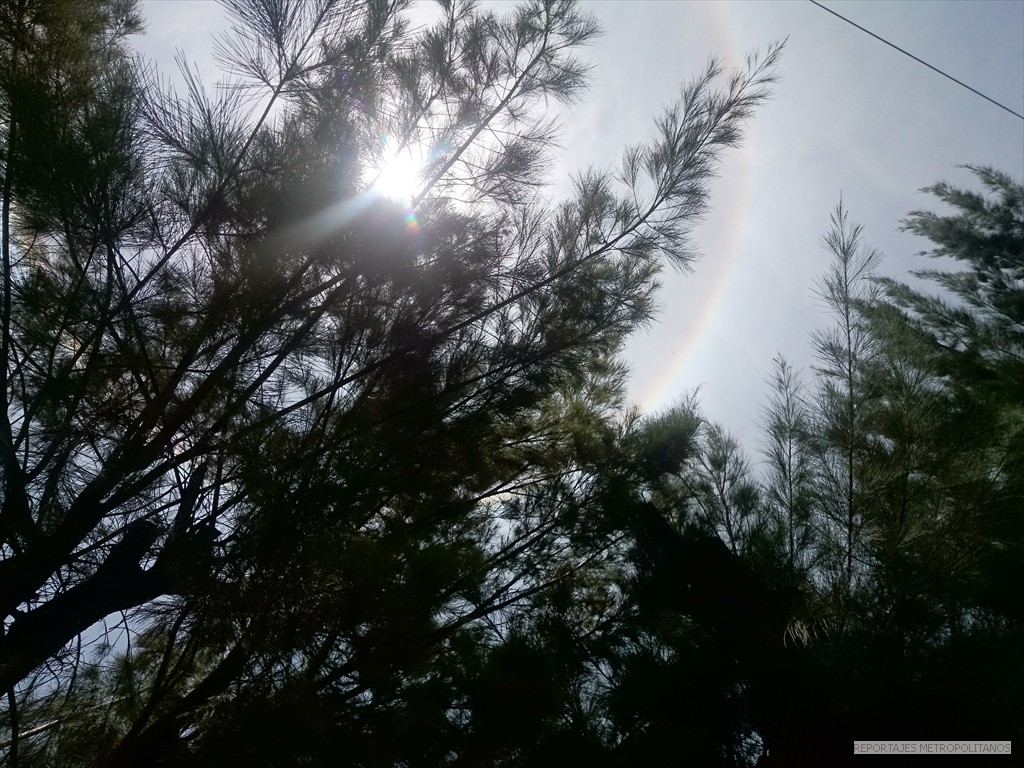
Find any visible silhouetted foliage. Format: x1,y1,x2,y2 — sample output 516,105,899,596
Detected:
3,0,1016,765
750,167,1024,764
0,0,783,765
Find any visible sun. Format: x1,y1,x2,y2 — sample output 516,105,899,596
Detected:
368,136,425,204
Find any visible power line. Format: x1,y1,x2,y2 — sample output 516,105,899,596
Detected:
808,0,1024,121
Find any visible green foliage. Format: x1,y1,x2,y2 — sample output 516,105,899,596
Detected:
0,0,782,765
759,354,815,580
7,1,1011,764
756,168,1024,758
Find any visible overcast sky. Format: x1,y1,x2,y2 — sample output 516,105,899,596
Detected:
137,0,1024,453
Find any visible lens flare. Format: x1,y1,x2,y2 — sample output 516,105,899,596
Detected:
369,135,423,231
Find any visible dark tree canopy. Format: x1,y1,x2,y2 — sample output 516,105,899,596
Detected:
0,0,787,764
1,1,1019,766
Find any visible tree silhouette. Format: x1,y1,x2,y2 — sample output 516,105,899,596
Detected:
0,0,781,763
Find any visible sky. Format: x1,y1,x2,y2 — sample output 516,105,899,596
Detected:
136,0,1024,454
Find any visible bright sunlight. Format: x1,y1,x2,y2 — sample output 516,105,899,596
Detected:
368,135,426,204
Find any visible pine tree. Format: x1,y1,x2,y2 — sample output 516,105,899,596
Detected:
0,0,781,763
752,171,1024,755
759,354,815,580
855,167,1024,739
808,202,883,619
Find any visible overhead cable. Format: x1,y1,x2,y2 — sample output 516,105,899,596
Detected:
809,0,1024,121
